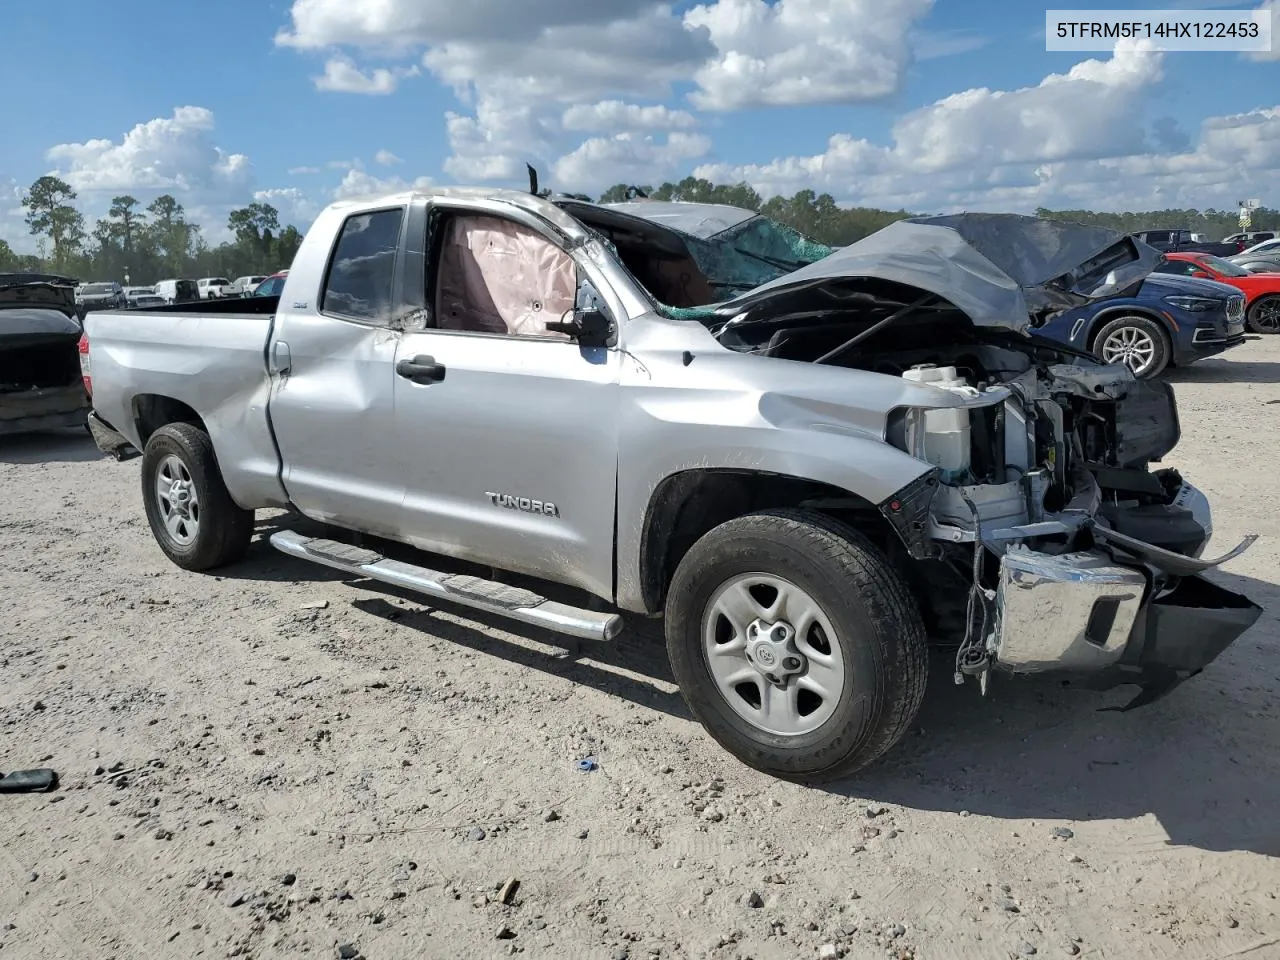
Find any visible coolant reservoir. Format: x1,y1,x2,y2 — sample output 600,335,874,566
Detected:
902,364,978,483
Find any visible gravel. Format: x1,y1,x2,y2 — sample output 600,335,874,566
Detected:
2,344,1278,958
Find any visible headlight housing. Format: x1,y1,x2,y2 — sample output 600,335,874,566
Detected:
1163,295,1221,312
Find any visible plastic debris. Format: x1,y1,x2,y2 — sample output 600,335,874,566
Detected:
0,769,59,793
576,757,598,772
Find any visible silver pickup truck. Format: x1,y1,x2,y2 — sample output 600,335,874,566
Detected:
83,188,1262,781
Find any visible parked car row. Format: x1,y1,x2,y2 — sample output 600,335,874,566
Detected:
1130,229,1246,257
70,274,277,309
1231,237,1280,274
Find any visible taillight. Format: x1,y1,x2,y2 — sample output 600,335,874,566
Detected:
78,333,91,397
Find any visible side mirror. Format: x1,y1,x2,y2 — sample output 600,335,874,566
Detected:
547,308,613,347
1192,270,1211,279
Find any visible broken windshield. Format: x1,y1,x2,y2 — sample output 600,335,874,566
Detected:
561,198,835,320
685,215,835,298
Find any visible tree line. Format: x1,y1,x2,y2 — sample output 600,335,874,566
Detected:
4,172,1274,280
598,178,1278,246
0,175,303,283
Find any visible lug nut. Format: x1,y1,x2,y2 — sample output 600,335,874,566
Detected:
783,657,802,670
772,626,787,641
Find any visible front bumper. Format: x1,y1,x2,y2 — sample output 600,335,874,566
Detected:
991,544,1261,689
1181,316,1247,360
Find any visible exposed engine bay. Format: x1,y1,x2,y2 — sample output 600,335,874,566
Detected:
711,280,1260,704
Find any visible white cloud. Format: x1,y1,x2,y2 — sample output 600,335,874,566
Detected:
277,0,672,51
685,0,934,110
553,132,713,192
253,187,322,227
695,41,1171,205
45,106,252,199
313,56,418,94
288,165,321,175
913,28,990,61
890,39,1164,172
562,100,698,133
374,149,402,166
443,92,563,181
279,1,713,186
333,168,434,200
271,0,1279,210
1246,0,1278,60
0,176,28,250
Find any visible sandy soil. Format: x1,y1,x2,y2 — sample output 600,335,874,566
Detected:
2,339,1279,960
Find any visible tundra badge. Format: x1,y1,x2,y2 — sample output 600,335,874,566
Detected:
485,492,560,518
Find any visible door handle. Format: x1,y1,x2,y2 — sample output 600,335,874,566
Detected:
396,354,447,384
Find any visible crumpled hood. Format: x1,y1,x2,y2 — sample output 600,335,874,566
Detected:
716,213,1161,331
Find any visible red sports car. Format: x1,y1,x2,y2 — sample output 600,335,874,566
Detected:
1154,252,1280,333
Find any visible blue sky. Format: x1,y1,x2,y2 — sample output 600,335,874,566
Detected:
1,0,1277,250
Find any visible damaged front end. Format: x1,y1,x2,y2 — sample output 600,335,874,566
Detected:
891,359,1260,707
710,214,1262,707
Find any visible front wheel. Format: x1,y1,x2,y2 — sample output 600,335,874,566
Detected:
1247,295,1280,334
1093,314,1171,379
141,423,253,571
664,509,928,782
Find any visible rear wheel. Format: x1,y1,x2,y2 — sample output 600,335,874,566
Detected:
140,423,253,571
663,509,928,782
1246,295,1280,334
1094,314,1170,379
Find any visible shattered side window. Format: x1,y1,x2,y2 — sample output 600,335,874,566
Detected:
321,207,404,324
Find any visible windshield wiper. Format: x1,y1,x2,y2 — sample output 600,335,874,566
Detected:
729,245,810,273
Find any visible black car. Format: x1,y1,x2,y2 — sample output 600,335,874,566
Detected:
0,273,91,436
76,281,126,315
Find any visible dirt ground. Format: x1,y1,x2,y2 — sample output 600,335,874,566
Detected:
3,340,1279,960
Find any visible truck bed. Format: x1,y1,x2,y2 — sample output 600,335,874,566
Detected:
84,296,288,509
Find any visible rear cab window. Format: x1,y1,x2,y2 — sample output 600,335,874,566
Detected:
321,208,405,324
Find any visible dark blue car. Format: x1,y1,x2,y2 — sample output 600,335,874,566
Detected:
1036,273,1247,379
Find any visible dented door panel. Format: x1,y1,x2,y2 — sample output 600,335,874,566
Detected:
268,312,404,535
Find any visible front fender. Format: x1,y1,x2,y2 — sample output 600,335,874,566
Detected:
614,399,936,612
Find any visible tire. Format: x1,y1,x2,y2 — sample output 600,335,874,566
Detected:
663,509,928,782
1246,294,1280,334
140,422,253,571
1092,314,1171,379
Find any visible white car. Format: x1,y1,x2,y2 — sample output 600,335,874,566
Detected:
197,277,233,299
228,275,268,297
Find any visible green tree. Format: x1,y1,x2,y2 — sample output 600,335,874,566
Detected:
269,225,304,271
0,238,15,270
107,195,147,254
22,175,85,270
146,194,197,276
228,202,280,264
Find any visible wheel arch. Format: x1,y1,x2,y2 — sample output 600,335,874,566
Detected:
1084,305,1172,351
131,394,208,446
634,468,908,616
